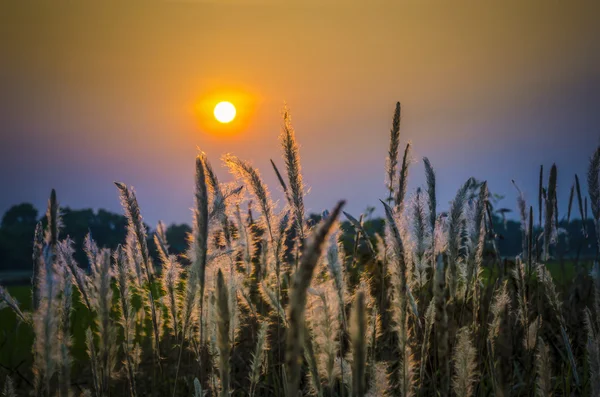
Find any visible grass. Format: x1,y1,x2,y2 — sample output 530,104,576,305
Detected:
0,103,599,397
0,260,582,371
0,284,95,384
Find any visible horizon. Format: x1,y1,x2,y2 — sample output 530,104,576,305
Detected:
2,178,595,229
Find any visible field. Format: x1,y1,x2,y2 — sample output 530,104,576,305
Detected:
1,105,600,397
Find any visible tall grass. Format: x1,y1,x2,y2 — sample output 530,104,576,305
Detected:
1,104,599,397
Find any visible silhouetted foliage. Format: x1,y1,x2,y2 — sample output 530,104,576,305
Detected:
0,204,191,274
0,203,39,271
0,203,595,274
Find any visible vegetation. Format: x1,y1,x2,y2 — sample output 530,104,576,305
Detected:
0,104,599,397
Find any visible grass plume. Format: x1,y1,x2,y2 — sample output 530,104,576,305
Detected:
588,146,600,249
285,200,345,396
350,291,366,397
215,269,231,397
280,106,306,241
386,102,401,202
452,327,477,397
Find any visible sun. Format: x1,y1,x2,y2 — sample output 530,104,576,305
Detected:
214,101,236,123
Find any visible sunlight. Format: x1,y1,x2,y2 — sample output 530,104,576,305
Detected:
214,101,236,123
192,86,262,137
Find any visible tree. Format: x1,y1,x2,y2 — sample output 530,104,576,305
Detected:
1,203,38,228
0,203,38,271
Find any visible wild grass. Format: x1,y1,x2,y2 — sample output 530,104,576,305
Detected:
0,104,599,397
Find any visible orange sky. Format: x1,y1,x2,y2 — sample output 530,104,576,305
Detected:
1,0,599,224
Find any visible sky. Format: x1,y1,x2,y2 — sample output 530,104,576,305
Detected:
1,0,599,227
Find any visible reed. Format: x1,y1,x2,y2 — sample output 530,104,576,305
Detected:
386,102,402,202
395,142,411,213
350,291,366,397
113,246,138,397
224,154,275,240
447,178,473,298
535,338,552,397
452,327,477,397
434,254,449,397
115,182,162,371
59,274,72,397
215,269,231,397
588,147,600,248
58,239,92,310
0,286,27,323
249,322,268,397
32,191,62,397
543,164,558,261
0,104,598,397
285,200,345,397
280,106,306,241
412,188,428,289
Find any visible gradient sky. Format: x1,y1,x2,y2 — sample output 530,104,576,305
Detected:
1,0,599,226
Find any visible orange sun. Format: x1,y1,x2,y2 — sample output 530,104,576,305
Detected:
192,86,261,136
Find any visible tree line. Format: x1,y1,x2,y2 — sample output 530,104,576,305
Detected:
0,202,596,273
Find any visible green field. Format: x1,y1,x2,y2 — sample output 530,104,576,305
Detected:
1,284,96,385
